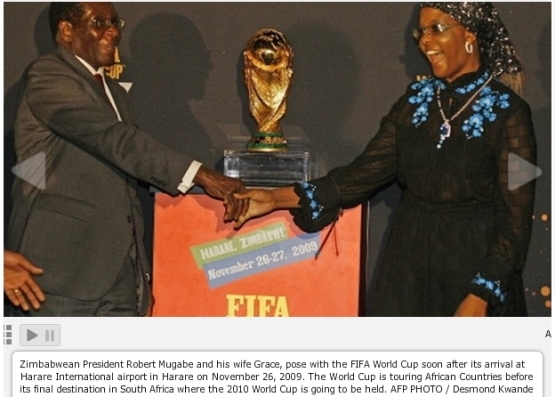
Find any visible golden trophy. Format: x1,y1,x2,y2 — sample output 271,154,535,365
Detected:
224,28,308,187
244,28,293,152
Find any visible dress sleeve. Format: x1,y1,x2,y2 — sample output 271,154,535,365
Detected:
468,100,536,306
290,95,404,232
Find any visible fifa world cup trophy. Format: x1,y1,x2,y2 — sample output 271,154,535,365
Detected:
244,28,293,152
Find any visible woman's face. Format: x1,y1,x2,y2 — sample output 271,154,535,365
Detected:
417,7,480,82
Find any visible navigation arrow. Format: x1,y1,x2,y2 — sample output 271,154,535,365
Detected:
11,152,46,189
508,153,542,191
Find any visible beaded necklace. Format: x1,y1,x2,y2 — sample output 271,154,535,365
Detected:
436,74,493,149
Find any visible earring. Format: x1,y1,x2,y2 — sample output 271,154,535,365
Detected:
465,42,473,54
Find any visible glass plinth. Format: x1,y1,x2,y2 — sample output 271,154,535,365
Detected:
224,150,309,187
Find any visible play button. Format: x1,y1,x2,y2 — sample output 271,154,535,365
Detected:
27,329,38,341
508,153,542,191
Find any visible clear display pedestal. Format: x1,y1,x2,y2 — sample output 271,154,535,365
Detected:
223,150,309,187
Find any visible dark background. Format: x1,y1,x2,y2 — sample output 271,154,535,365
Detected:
3,2,551,316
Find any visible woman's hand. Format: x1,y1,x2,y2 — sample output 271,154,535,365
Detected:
231,189,276,229
454,293,488,317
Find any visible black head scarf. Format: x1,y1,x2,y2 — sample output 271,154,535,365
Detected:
420,2,522,76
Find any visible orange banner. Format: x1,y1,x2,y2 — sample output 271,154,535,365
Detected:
152,194,362,317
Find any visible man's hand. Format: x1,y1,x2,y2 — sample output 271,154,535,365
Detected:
193,166,248,222
454,293,488,317
4,250,45,311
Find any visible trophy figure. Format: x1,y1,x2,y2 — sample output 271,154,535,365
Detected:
244,28,293,152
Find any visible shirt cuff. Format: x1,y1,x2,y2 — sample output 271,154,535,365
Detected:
177,160,202,194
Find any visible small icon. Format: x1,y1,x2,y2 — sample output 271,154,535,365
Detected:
119,82,133,92
508,153,542,191
3,325,13,345
45,329,55,342
11,152,46,189
27,329,38,341
20,325,61,346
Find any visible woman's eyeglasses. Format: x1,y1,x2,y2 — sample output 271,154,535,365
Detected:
413,23,460,41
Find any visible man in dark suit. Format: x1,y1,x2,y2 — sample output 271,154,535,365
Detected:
5,2,246,316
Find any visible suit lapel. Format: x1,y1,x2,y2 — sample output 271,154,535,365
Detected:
106,78,132,122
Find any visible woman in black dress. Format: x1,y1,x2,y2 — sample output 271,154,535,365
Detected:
232,3,536,317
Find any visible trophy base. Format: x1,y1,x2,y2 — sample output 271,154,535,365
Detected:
246,132,288,153
224,150,309,187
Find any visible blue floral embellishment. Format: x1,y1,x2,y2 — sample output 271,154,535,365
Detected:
300,182,323,220
462,113,485,138
471,273,507,302
408,78,438,127
455,72,489,94
460,88,510,139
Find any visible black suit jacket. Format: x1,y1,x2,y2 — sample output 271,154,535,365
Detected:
7,46,193,315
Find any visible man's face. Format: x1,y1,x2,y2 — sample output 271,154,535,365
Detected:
67,2,121,69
